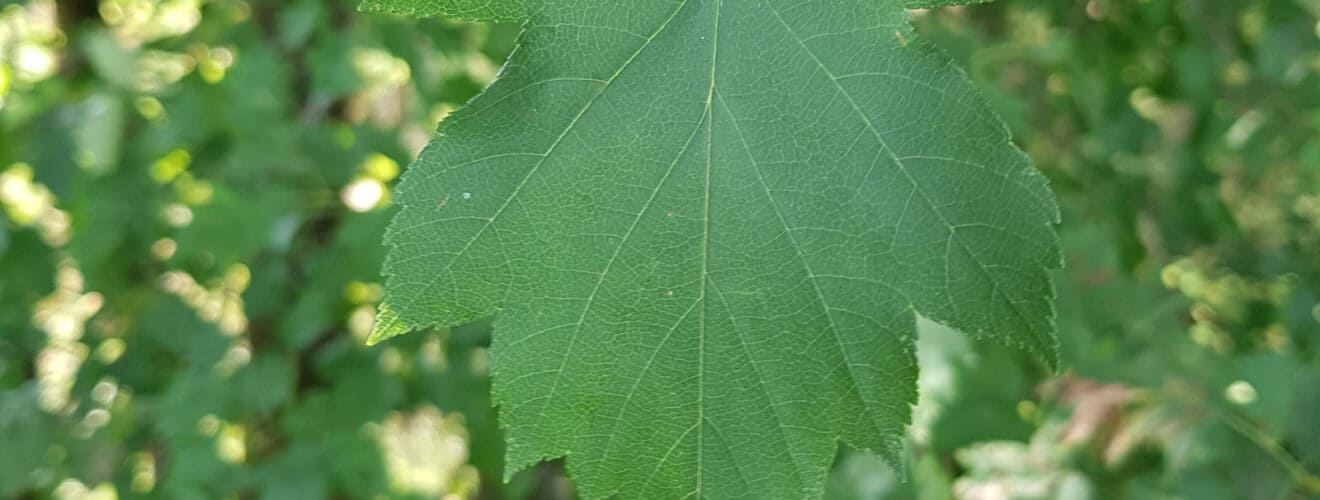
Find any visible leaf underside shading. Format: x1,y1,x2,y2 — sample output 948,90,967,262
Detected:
365,0,1060,498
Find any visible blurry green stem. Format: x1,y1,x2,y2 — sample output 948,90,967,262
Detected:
1221,411,1320,493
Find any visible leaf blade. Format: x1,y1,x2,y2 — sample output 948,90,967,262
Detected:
372,0,1060,497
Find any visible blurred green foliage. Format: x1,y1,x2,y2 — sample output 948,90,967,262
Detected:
0,0,1317,498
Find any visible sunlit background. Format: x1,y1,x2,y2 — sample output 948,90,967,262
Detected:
1,0,1317,498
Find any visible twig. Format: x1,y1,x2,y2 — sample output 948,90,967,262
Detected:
1220,411,1320,494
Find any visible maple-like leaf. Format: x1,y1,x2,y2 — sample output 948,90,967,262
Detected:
366,0,1060,497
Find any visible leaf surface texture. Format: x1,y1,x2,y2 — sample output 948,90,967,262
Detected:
368,0,1060,497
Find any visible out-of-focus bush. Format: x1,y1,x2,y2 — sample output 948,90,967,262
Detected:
1,0,528,497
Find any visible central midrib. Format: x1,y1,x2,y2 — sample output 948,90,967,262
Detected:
696,0,722,495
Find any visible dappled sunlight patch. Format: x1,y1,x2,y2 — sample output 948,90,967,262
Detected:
52,480,117,500
99,0,202,46
33,259,103,413
157,263,250,337
371,405,480,499
159,203,193,227
342,154,400,212
0,163,70,246
0,0,63,109
346,48,412,126
1161,254,1295,353
130,452,157,494
135,49,197,91
193,45,234,84
194,414,248,465
342,177,386,212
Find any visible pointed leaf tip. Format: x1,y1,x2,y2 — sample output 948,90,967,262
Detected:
366,304,409,346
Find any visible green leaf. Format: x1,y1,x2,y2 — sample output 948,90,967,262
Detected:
905,0,993,8
369,0,1060,497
